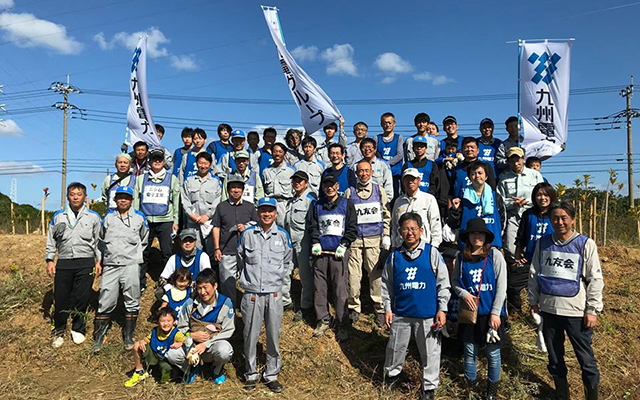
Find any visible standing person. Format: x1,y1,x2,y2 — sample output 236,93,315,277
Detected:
172,127,193,177
344,160,391,326
377,112,405,200
284,171,317,322
404,113,440,162
382,212,450,400
154,124,173,171
263,142,295,226
247,131,260,155
181,152,222,250
357,137,394,200
402,136,440,194
179,127,207,185
101,153,135,212
93,186,149,352
495,116,520,174
391,168,442,248
308,174,357,341
206,123,233,165
133,148,181,292
477,118,502,176
317,119,347,166
238,197,293,393
452,218,507,400
439,115,465,154
293,136,326,195
131,141,149,177
210,175,259,305
528,202,603,400
450,137,497,199
219,129,258,178
159,228,212,292
284,128,303,166
221,150,264,205
512,183,556,312
345,121,368,168
321,143,357,196
254,127,277,179
45,182,101,348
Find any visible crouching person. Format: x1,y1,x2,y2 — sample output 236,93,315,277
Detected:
177,269,235,385
93,186,149,352
382,212,450,400
238,197,293,393
124,307,186,387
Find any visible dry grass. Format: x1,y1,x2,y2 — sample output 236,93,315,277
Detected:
0,235,639,399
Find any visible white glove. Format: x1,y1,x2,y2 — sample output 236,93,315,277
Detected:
532,313,547,353
335,244,347,259
312,243,323,256
486,328,501,344
381,236,391,251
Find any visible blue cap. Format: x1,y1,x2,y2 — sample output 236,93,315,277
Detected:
257,197,277,208
480,118,494,128
231,129,246,138
413,135,428,145
115,186,134,197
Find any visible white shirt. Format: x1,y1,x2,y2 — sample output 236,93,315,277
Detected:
391,190,442,248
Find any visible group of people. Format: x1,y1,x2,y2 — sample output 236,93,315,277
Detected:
44,113,603,400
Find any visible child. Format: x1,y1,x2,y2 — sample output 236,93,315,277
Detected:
525,156,548,182
161,267,193,315
158,229,211,296
438,138,463,179
124,307,186,387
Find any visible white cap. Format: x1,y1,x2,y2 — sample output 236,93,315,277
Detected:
402,168,421,179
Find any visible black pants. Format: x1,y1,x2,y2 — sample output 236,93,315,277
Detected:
507,264,529,309
142,221,174,289
392,175,401,203
541,312,600,388
53,262,93,335
314,251,349,325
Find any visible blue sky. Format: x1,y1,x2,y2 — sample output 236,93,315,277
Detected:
1,0,639,209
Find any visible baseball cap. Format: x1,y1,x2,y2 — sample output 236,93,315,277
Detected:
148,148,165,160
231,129,246,138
292,170,309,181
507,147,525,158
479,118,494,128
234,150,250,159
443,115,457,125
321,173,338,185
402,168,421,179
257,197,277,208
179,228,198,240
412,135,428,145
115,186,134,197
226,174,245,186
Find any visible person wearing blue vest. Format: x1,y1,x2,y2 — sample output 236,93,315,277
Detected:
377,112,405,201
160,267,192,316
382,212,450,400
477,118,502,177
238,197,293,393
172,127,193,177
450,137,497,199
402,135,440,195
206,123,233,165
93,186,149,353
134,149,181,292
221,150,264,204
528,202,603,400
308,173,358,341
263,142,295,227
159,228,211,296
439,115,465,154
452,218,507,400
125,307,187,387
178,127,207,185
512,182,556,313
448,161,505,250
177,269,235,385
101,153,136,212
321,143,357,196
253,127,277,179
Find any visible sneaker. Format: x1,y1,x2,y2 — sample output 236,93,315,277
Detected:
374,312,385,328
51,336,64,349
213,373,226,385
243,378,258,391
313,319,331,338
124,371,149,388
265,379,284,393
70,330,86,344
336,325,349,342
183,365,201,384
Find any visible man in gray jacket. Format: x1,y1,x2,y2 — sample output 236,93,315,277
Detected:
93,186,149,352
45,182,101,348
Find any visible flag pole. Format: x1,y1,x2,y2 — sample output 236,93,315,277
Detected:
517,39,523,147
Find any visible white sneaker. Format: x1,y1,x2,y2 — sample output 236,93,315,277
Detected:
51,336,64,348
70,330,86,344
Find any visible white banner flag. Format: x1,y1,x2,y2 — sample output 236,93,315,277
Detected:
519,40,572,159
262,6,341,134
127,36,161,148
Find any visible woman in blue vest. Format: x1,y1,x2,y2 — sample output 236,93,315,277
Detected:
452,218,507,400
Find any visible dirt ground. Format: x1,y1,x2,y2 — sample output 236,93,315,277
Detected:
0,234,638,400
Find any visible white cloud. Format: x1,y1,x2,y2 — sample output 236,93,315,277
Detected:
170,54,198,71
413,71,455,85
320,44,358,76
93,27,169,58
381,77,396,84
413,71,434,81
291,45,318,62
0,161,43,173
0,12,82,55
0,119,24,136
374,52,413,74
432,75,455,85
0,0,14,10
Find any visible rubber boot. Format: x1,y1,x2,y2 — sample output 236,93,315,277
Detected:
486,380,499,400
584,384,598,400
123,312,138,350
553,377,570,400
92,313,110,353
466,378,478,399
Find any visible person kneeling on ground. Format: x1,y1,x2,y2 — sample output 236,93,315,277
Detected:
124,307,186,387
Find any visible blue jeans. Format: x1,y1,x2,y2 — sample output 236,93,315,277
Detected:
463,342,501,383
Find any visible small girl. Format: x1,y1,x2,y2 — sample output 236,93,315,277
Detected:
161,267,193,316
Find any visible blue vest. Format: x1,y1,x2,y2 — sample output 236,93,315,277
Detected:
107,173,136,210
459,191,502,249
207,140,232,165
258,148,273,179
522,209,554,261
377,134,402,176
478,138,502,176
317,196,348,251
166,287,192,315
404,159,434,193
458,251,505,316
191,293,230,323
439,135,464,153
453,166,472,199
322,166,354,196
183,151,199,180
150,326,179,359
175,250,204,282
172,148,186,176
349,183,384,237
392,245,438,318
537,234,587,297
140,172,173,216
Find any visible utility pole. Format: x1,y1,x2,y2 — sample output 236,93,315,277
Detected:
49,75,81,208
621,77,635,206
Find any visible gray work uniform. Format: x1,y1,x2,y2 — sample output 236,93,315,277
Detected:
345,141,363,168
293,157,326,195
317,130,348,166
97,208,149,314
284,189,316,309
353,157,394,200
237,224,293,383
181,173,222,249
101,173,135,210
381,241,451,391
46,206,102,262
262,162,295,226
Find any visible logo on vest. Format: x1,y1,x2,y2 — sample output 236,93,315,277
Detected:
483,149,492,157
470,268,483,283
405,266,417,281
